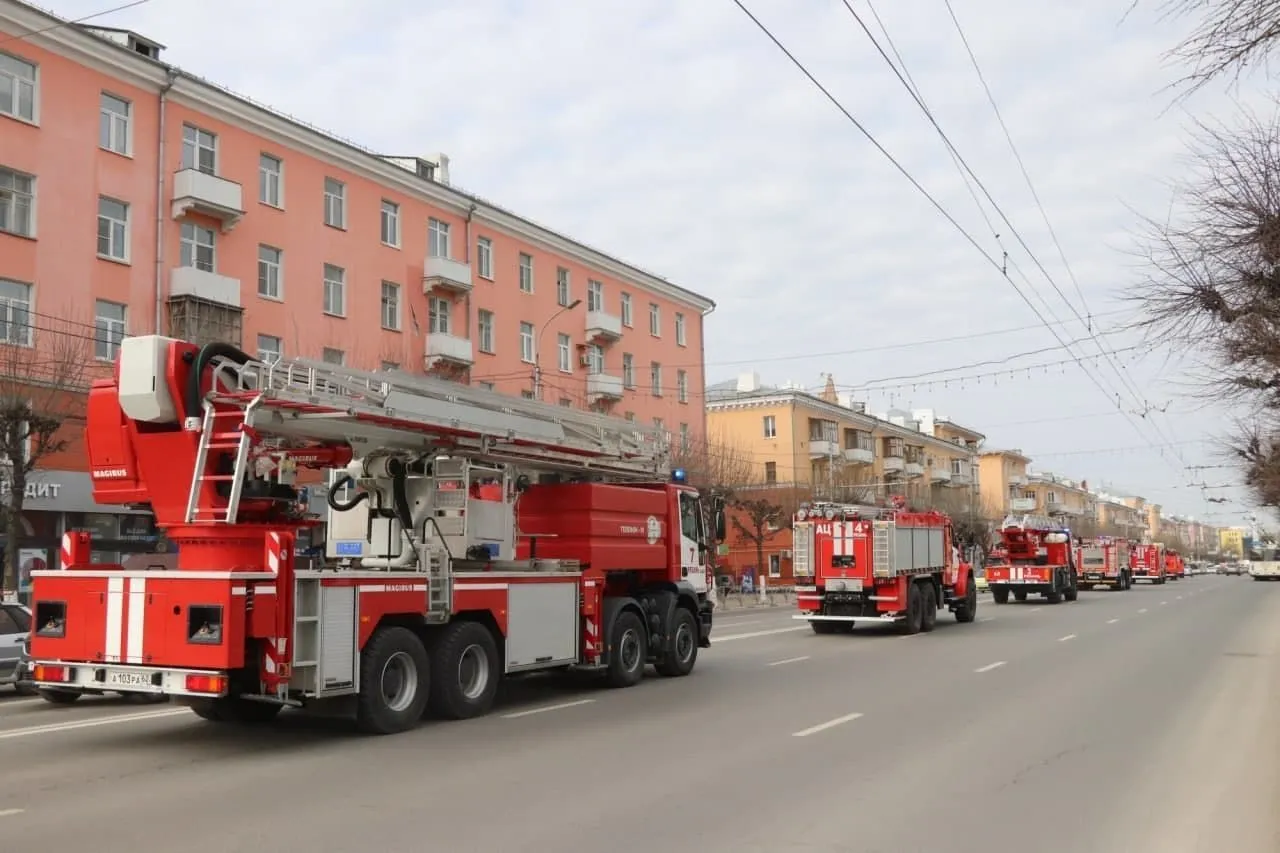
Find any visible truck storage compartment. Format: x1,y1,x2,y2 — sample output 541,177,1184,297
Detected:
514,483,670,570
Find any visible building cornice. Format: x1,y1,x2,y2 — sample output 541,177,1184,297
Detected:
0,1,715,313
980,448,1031,464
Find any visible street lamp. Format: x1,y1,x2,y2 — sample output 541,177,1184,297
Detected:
532,298,582,400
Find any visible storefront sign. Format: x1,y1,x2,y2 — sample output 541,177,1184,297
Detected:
0,470,148,515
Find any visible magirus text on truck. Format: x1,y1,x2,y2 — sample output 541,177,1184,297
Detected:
27,337,725,734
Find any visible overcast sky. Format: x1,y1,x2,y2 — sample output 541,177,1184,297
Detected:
41,0,1274,523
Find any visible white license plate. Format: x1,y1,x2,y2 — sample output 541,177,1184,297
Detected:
105,670,152,688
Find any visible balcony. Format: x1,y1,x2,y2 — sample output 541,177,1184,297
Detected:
948,469,974,488
170,169,244,231
585,309,623,342
586,372,624,402
931,467,952,484
425,332,474,366
169,266,241,308
808,440,839,458
423,256,473,294
843,446,874,465
1009,473,1028,486
905,461,925,478
882,456,905,473
1010,497,1037,512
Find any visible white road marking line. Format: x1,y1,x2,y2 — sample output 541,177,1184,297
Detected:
714,618,768,628
1176,596,1183,600
1058,634,1077,642
1107,618,1119,624
0,708,189,740
716,626,809,642
978,617,994,623
1138,608,1148,614
767,656,810,667
792,712,863,738
1161,601,1169,606
1029,607,1042,612
0,809,24,818
975,661,1006,673
501,699,595,719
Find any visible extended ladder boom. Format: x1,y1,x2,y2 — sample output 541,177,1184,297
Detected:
204,353,670,480
1000,514,1066,532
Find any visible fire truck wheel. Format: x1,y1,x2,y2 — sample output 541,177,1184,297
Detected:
656,606,699,677
356,626,431,735
992,587,1010,605
1064,579,1079,602
606,610,648,688
920,584,938,632
898,583,923,635
1013,591,1027,602
1046,591,1062,604
427,621,500,720
38,688,81,705
810,620,843,635
954,577,977,623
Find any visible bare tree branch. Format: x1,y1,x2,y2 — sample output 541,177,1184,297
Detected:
1159,0,1280,95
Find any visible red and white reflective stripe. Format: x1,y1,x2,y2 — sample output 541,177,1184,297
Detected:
60,532,74,569
104,577,147,664
832,521,855,557
267,532,283,574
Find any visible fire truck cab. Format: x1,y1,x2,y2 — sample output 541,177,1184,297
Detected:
986,515,1080,604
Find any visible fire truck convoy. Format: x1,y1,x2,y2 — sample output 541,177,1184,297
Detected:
1130,543,1168,584
792,501,979,634
986,515,1080,604
26,336,725,734
1073,537,1132,591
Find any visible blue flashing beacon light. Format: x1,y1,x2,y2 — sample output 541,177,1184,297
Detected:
671,467,688,484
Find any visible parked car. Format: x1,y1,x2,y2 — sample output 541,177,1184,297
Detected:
0,601,37,696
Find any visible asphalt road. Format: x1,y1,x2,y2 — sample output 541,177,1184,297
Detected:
0,575,1276,853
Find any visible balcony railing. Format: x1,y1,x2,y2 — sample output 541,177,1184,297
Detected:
425,332,474,366
586,372,624,401
423,256,474,294
843,446,874,465
169,266,241,308
171,169,244,231
585,310,623,342
1010,497,1037,512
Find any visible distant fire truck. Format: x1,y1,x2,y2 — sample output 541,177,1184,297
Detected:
1073,537,1132,591
986,515,1079,604
792,500,979,634
1130,543,1167,584
1164,549,1186,580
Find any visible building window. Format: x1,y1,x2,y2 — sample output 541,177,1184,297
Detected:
675,312,686,347
553,333,570,372
556,267,571,306
179,222,215,272
381,361,399,371
587,343,604,373
622,353,634,388
763,415,777,438
649,303,660,336
587,279,603,312
0,279,32,346
96,197,128,261
521,390,534,400
650,362,662,396
99,93,130,155
181,124,216,174
476,236,493,278
322,263,346,316
428,296,450,334
0,167,34,238
381,281,401,330
322,347,345,365
559,398,573,408
677,369,688,403
0,52,37,122
380,200,400,247
478,381,495,391
323,177,346,228
765,461,777,484
518,253,534,293
519,321,534,363
679,422,690,452
428,217,451,258
620,293,632,326
257,334,283,365
477,309,494,353
768,554,781,578
94,300,126,361
259,153,282,207
257,245,282,299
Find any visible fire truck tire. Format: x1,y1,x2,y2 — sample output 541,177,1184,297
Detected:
898,583,923,635
920,584,938,632
606,610,648,688
992,587,1010,605
1046,591,1062,604
188,697,282,724
427,621,501,720
954,577,978,623
1064,577,1079,602
1013,591,1027,602
356,626,431,735
38,688,81,705
656,606,699,677
810,620,843,635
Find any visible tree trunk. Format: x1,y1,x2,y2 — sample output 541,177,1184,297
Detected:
755,533,765,585
3,465,23,597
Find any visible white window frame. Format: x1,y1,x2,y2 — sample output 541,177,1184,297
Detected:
587,279,603,312
323,177,346,229
518,253,534,293
622,353,634,388
0,278,32,347
675,312,686,347
763,415,777,439
381,200,401,248
621,293,632,326
477,309,494,353
257,244,282,299
96,196,129,262
476,236,493,279
556,267,571,307
519,321,535,363
322,347,345,366
256,334,283,365
428,296,451,335
587,343,604,374
649,303,661,337
259,153,283,207
0,166,35,238
93,299,126,361
677,369,688,403
181,123,217,174
557,333,572,372
179,222,215,272
99,92,130,156
381,281,401,330
323,263,346,316
428,218,450,258
650,362,662,396
0,52,37,123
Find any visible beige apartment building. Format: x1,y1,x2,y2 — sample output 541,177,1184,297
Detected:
1095,493,1147,538
977,449,1032,516
1020,472,1096,522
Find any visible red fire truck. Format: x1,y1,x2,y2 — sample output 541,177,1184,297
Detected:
1073,537,1132,591
1164,549,1186,580
792,500,979,634
986,515,1080,604
1130,543,1167,584
27,336,724,734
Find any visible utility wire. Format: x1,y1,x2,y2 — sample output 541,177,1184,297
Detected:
0,0,153,47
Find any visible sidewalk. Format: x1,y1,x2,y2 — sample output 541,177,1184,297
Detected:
714,590,797,610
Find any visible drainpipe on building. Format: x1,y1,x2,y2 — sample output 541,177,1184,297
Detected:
153,69,178,335
698,301,718,606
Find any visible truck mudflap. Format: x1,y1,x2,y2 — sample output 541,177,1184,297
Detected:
30,660,229,699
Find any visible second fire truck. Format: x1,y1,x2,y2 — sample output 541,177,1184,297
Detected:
1073,537,1132,591
792,500,979,634
1130,543,1167,584
986,515,1080,604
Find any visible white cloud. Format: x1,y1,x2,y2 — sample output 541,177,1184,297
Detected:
38,0,1275,521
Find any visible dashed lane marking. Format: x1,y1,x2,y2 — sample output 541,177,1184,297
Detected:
974,661,1006,673
716,626,809,643
1058,634,1077,642
0,708,188,740
501,699,595,719
1107,618,1119,624
792,712,863,738
0,809,25,818
767,656,810,667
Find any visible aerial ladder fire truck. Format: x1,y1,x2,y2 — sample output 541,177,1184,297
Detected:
986,515,1079,604
27,336,724,734
792,500,978,634
1073,537,1132,591
1130,542,1167,584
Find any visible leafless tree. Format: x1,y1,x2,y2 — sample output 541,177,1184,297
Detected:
919,487,999,553
0,314,94,595
668,433,757,499
730,495,789,581
1153,0,1280,95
